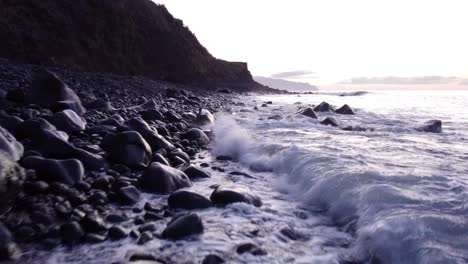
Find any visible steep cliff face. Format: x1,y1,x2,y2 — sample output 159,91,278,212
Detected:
0,0,254,85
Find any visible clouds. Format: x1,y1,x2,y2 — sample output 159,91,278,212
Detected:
340,76,459,85
270,70,316,79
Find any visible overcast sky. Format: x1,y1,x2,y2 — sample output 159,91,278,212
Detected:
155,0,468,88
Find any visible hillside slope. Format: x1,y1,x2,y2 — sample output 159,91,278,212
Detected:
0,0,257,88
254,76,318,92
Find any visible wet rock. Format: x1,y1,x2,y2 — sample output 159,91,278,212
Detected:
128,253,164,263
51,109,86,133
120,118,174,151
320,117,339,127
314,101,335,112
335,104,355,115
117,185,141,205
0,153,26,214
21,156,84,185
51,100,86,116
202,254,225,264
183,164,211,179
60,221,85,244
162,213,204,240
216,155,232,161
0,115,23,134
139,162,191,194
85,233,106,243
85,125,117,136
417,120,442,133
102,131,152,168
236,243,267,255
144,212,163,221
268,115,282,120
15,118,63,141
81,213,107,233
168,190,212,209
106,213,127,223
0,222,21,261
152,153,170,166
108,225,128,240
210,187,262,207
280,226,301,241
34,129,105,169
180,128,210,146
342,125,369,132
261,103,268,107
139,109,163,121
138,223,157,233
0,126,23,161
26,71,84,112
137,231,153,244
169,148,190,163
196,109,215,125
299,107,317,119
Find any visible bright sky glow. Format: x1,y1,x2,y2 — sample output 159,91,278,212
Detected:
155,0,468,88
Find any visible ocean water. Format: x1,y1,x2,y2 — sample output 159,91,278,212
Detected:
214,90,468,264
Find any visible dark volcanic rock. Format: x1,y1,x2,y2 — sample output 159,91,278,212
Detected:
51,109,86,133
51,100,86,116
210,187,262,207
102,131,152,168
121,118,174,151
417,120,442,133
180,128,210,146
196,109,215,125
335,104,355,115
26,71,84,112
162,213,204,240
21,156,84,185
0,126,23,161
15,117,67,142
183,164,211,179
108,225,128,240
117,185,141,205
320,117,339,127
168,190,212,209
0,222,20,261
299,107,317,119
0,153,26,214
236,243,267,256
139,162,191,194
139,109,163,121
202,254,225,264
314,101,335,112
60,221,85,244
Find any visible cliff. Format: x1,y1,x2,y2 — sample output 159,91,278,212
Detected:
0,0,258,88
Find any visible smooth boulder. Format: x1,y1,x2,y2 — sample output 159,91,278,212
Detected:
210,187,262,207
314,102,335,112
21,156,84,185
102,131,152,168
0,222,20,261
168,190,212,209
335,104,355,115
183,164,211,179
196,109,214,125
299,108,317,119
51,109,86,133
418,120,442,133
120,118,174,151
139,162,192,194
162,213,204,240
180,128,210,146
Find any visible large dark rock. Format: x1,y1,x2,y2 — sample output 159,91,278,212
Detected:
0,153,25,214
168,190,212,209
236,243,267,256
162,213,203,240
417,120,442,133
210,187,262,207
120,118,174,151
60,221,85,244
0,222,20,261
51,109,86,133
15,118,67,142
34,129,105,169
26,71,84,112
0,126,23,161
85,99,114,110
180,128,210,146
335,104,355,115
117,185,141,205
202,254,225,264
320,117,339,127
299,107,317,119
183,164,211,179
314,102,335,112
139,109,163,121
102,131,152,168
51,100,86,116
21,156,84,185
139,162,191,194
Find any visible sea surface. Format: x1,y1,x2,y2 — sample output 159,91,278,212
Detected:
26,90,468,264
214,90,468,263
